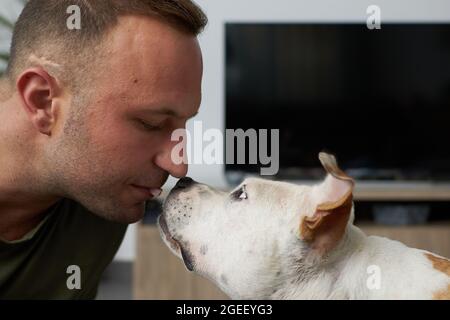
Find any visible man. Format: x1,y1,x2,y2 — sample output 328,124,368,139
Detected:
0,0,207,299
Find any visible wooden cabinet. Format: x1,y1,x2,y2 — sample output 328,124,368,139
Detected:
133,224,229,300
358,222,450,258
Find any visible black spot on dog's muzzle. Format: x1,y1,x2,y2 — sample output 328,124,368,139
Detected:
180,246,195,272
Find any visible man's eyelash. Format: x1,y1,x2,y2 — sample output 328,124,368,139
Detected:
139,120,162,131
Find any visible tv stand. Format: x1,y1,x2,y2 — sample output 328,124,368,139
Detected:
353,181,450,201
284,180,450,201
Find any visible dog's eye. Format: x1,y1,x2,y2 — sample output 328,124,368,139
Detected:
231,184,248,201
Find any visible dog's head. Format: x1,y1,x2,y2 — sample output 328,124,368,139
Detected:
158,152,355,299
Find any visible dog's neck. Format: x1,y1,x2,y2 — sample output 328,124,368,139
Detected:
271,224,375,299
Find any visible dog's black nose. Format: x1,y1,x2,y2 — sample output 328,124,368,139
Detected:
174,177,195,189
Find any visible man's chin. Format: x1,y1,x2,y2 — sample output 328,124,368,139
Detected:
87,201,146,224
114,202,146,224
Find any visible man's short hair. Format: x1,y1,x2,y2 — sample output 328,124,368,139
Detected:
5,0,207,93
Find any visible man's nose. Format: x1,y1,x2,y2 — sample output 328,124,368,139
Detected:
154,151,188,178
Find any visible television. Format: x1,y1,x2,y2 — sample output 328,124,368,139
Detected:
225,23,450,182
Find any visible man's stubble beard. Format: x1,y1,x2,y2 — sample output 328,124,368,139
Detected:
44,99,139,224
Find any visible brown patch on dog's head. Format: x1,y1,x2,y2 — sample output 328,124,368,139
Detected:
300,152,354,255
425,253,450,300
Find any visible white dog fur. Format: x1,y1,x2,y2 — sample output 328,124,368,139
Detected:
158,152,450,300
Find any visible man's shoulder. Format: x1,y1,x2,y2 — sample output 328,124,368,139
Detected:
0,198,129,299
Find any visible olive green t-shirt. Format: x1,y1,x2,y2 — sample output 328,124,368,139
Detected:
0,198,128,299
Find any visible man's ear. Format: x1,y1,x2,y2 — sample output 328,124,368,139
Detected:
16,67,62,136
299,152,355,256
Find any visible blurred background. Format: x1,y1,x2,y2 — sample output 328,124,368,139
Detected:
1,0,450,299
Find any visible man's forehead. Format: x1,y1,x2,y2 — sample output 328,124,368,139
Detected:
107,15,199,62
94,15,202,117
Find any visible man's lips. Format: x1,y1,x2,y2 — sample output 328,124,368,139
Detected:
131,184,162,198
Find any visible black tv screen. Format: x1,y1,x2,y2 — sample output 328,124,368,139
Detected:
225,23,450,181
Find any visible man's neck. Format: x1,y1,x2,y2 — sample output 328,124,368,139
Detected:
0,162,61,241
0,196,61,242
0,98,60,241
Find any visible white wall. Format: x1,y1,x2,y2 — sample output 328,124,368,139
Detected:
0,0,22,71
2,0,449,261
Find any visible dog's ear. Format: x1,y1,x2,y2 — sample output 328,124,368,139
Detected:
299,152,354,255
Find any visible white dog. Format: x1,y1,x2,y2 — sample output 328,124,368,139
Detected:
158,152,450,299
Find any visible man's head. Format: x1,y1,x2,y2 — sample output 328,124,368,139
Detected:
1,0,207,223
